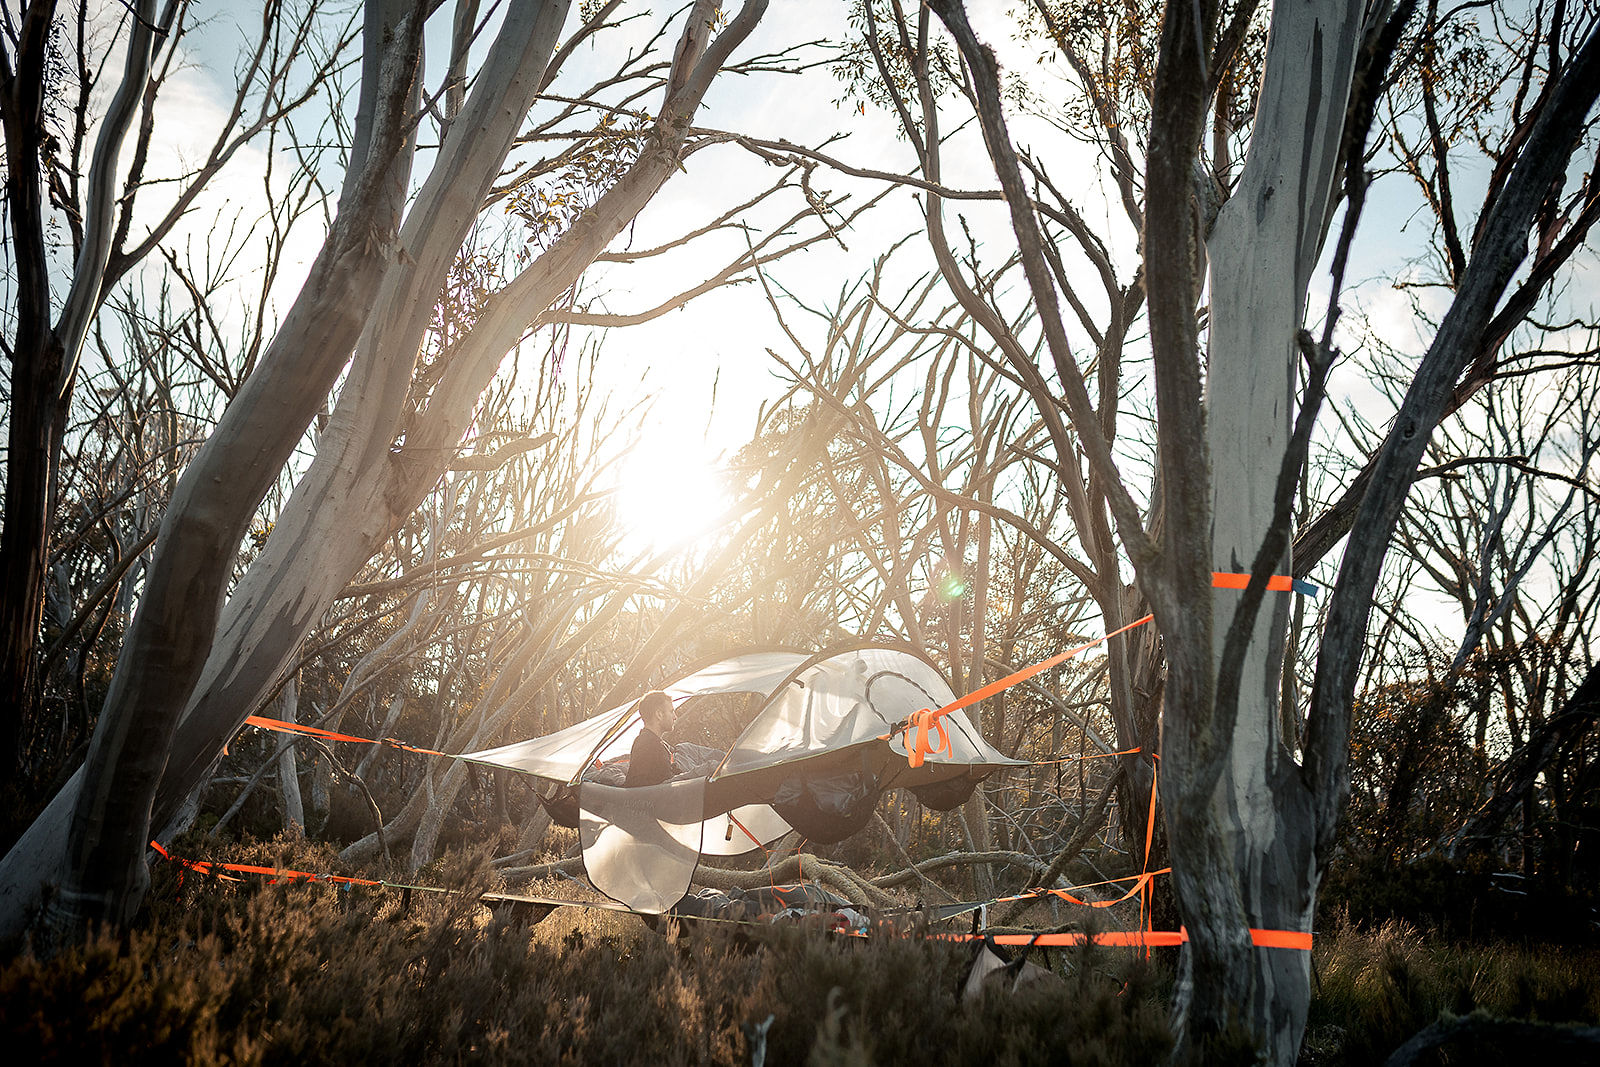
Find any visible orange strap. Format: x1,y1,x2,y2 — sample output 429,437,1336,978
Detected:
1140,758,1159,943
150,840,382,886
992,868,1167,907
241,715,446,757
903,708,952,768
1033,868,1170,909
947,930,1185,948
726,811,764,848
938,927,1311,950
1211,571,1319,597
1247,928,1316,950
930,613,1155,726
150,842,1311,950
921,572,1312,738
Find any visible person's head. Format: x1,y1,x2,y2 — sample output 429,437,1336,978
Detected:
638,690,675,736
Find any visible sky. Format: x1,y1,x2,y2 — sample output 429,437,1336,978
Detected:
48,0,1599,657
550,4,1044,456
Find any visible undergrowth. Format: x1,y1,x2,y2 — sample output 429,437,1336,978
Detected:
1301,917,1600,1065
4,838,1596,1064
1,837,1171,1065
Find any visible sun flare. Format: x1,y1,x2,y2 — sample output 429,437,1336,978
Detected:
612,439,733,557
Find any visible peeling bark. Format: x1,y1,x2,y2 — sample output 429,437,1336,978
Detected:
1179,0,1366,1058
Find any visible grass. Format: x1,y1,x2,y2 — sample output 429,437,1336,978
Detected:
1302,916,1600,1065
1,838,1173,1065
3,838,1596,1064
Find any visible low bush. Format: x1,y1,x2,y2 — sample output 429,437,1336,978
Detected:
2,838,1172,1066
7,837,1597,1064
1302,918,1600,1065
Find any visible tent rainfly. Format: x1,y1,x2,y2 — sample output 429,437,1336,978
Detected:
461,645,1025,912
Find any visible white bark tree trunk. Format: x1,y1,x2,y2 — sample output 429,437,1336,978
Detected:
926,0,1600,1060
273,674,306,836
0,0,769,941
1186,0,1365,1059
35,0,428,937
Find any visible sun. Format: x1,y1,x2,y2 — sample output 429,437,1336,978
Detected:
612,438,734,558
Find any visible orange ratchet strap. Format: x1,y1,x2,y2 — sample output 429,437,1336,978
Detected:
938,927,1311,950
241,715,446,757
149,840,381,886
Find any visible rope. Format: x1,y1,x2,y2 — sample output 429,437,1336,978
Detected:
241,715,446,756
1028,746,1146,766
147,841,1311,951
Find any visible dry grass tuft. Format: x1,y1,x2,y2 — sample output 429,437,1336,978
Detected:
1301,918,1600,1065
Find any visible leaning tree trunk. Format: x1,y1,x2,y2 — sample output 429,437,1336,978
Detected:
33,0,564,936
0,0,769,942
37,0,426,938
148,0,750,838
1178,0,1365,1060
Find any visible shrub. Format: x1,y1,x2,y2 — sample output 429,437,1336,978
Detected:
2,838,1173,1065
9,836,1595,1065
1301,918,1600,1065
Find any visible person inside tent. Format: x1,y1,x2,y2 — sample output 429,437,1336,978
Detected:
624,690,678,787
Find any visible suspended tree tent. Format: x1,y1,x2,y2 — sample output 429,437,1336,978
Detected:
461,645,1024,912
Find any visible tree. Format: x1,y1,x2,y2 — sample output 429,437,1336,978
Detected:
1345,365,1600,883
813,0,1599,1059
0,0,805,941
1,0,349,777
753,247,1130,885
12,84,343,805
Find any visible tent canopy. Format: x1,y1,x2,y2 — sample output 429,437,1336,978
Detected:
464,645,1021,787
460,644,1025,912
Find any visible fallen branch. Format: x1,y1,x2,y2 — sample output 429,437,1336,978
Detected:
696,854,901,909
869,850,1051,891
1384,1013,1600,1067
498,855,584,881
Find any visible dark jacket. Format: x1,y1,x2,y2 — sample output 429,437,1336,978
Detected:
625,727,676,787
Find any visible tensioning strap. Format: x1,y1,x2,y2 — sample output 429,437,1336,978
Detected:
1211,571,1319,597
893,571,1317,764
240,716,446,756
149,842,1311,950
149,840,382,887
904,707,952,768
936,928,1312,950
